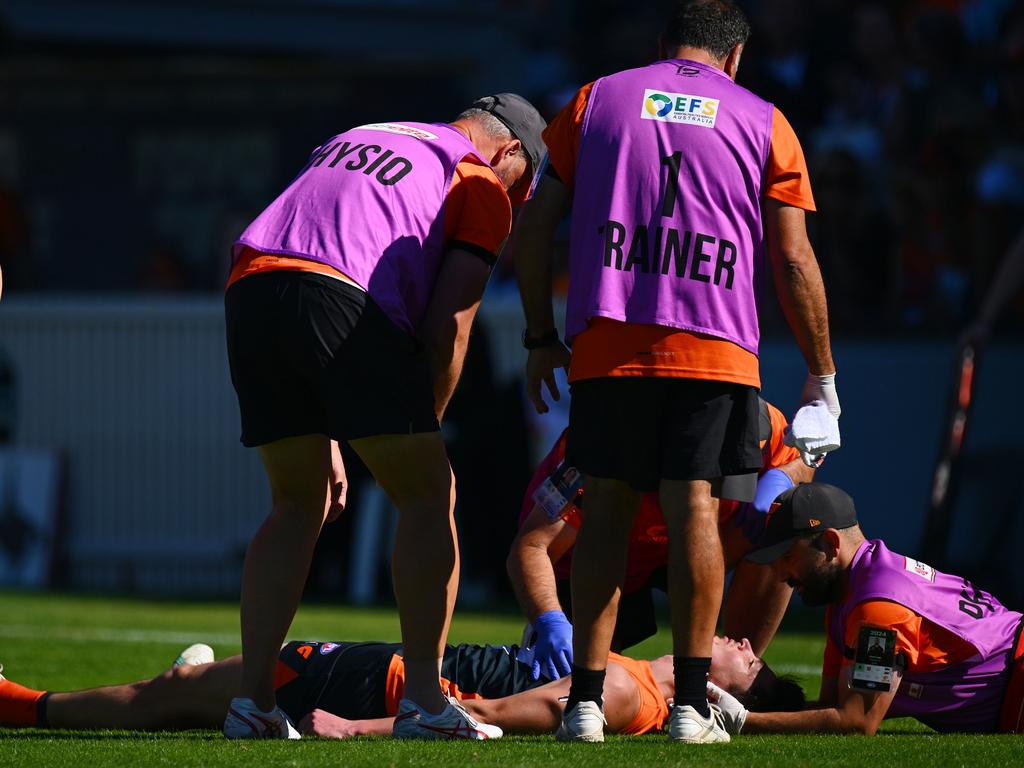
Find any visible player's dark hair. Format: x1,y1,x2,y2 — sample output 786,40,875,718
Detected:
661,0,751,60
741,668,806,712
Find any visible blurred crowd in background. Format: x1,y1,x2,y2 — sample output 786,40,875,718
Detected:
1,0,1022,336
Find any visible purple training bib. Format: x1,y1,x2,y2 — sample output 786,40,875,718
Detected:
565,59,773,352
830,540,1023,732
235,122,490,332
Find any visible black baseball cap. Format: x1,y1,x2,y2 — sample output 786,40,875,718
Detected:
746,483,858,564
469,93,547,192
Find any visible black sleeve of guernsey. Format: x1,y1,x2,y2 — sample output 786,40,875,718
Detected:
447,239,498,268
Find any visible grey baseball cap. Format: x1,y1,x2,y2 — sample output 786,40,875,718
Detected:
746,483,858,564
469,93,547,194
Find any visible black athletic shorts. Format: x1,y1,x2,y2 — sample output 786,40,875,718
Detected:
566,377,762,495
556,566,667,652
225,271,438,446
275,640,542,722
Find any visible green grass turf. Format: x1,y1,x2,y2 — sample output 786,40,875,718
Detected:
0,591,1016,767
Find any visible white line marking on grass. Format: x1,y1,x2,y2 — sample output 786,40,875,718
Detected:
0,624,240,646
773,664,821,676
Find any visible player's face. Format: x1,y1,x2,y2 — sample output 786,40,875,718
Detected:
710,635,763,696
775,536,844,607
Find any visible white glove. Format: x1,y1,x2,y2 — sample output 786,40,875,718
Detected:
707,682,747,735
801,372,841,419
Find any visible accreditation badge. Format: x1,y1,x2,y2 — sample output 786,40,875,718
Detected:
532,459,584,522
850,625,898,692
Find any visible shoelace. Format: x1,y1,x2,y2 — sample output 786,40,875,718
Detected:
446,696,482,726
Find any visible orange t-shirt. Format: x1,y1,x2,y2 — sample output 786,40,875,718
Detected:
543,81,816,387
609,653,670,735
226,155,510,289
821,599,978,679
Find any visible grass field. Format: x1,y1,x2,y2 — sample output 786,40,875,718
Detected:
0,591,1018,767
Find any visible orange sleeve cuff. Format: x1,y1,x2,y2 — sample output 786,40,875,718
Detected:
541,82,594,190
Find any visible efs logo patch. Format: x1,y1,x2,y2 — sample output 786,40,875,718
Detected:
320,642,341,655
641,89,719,127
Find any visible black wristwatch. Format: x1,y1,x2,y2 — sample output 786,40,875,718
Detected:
522,328,561,350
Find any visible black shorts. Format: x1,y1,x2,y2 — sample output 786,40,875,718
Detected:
275,641,395,722
275,640,541,722
566,377,762,495
225,271,438,446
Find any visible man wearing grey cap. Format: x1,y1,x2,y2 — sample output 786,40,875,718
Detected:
709,483,1024,736
223,94,545,740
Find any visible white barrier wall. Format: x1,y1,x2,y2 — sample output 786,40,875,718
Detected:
0,297,266,591
2,295,1022,595
0,293,536,594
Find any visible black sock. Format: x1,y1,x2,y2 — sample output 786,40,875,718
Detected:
674,656,711,718
566,666,605,709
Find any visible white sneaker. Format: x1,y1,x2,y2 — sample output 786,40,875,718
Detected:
555,700,606,742
173,643,214,668
667,704,730,743
223,697,301,739
392,696,502,740
0,663,5,681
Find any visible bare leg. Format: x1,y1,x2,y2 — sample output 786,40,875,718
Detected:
47,657,243,730
350,431,457,716
570,476,641,670
661,479,722,658
239,435,333,710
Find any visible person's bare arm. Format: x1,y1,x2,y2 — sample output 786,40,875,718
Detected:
720,557,792,657
418,248,492,422
507,504,579,622
513,175,573,413
743,668,898,735
778,456,816,486
325,440,347,523
300,710,393,738
462,661,640,734
764,200,835,376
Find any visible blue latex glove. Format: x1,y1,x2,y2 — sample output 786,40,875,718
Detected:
733,468,794,543
530,610,574,680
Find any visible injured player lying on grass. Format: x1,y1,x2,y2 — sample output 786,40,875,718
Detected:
0,636,803,738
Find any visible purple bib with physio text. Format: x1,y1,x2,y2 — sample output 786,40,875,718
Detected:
565,59,773,352
235,122,487,332
829,540,1022,732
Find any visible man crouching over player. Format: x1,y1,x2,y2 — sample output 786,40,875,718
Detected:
0,636,801,737
709,483,1024,735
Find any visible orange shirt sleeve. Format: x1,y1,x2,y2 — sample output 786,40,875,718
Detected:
764,108,816,211
766,402,801,467
849,599,979,671
443,158,512,259
541,82,595,190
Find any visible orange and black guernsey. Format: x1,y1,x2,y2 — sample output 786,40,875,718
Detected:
272,640,669,734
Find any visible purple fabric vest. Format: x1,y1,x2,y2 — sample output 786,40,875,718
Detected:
565,59,773,351
829,540,1023,732
235,122,488,333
